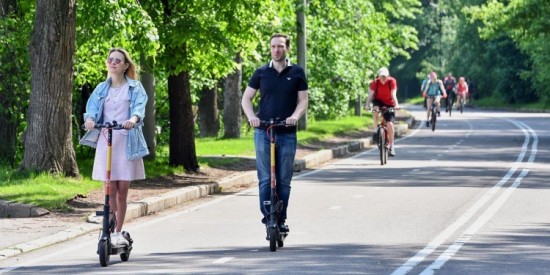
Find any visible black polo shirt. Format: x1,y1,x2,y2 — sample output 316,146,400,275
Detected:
248,60,308,133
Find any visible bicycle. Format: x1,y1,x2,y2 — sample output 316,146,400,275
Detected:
373,107,395,165
89,121,134,267
447,92,455,117
260,119,290,252
428,97,437,132
457,94,465,114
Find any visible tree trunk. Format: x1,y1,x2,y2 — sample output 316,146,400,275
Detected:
0,106,16,166
223,53,243,138
355,93,362,116
198,84,219,137
168,71,199,172
21,0,79,177
141,54,156,160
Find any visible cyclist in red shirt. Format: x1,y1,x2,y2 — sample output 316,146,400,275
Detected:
365,67,399,156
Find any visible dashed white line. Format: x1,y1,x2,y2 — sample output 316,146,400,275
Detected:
213,257,234,264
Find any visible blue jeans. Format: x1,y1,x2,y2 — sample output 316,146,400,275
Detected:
254,128,297,224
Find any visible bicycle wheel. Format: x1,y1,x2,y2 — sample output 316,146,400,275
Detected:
378,128,385,165
383,133,388,164
448,96,453,117
431,106,437,131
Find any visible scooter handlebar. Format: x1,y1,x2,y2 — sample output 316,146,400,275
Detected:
82,121,125,130
259,120,291,127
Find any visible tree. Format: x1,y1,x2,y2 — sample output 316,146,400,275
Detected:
466,0,549,105
305,0,419,119
74,0,159,159
198,83,219,137
21,0,79,176
0,0,32,166
142,0,277,171
222,53,243,138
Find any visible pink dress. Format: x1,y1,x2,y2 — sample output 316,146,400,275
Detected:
92,83,145,181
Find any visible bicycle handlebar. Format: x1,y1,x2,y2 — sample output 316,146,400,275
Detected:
372,106,399,113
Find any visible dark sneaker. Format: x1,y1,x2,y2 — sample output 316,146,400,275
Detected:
437,111,441,117
278,223,289,233
389,147,396,157
426,121,430,127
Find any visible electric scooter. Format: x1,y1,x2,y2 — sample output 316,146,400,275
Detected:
260,119,290,252
91,121,133,267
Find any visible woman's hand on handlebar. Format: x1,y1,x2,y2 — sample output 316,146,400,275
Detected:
84,120,95,131
122,120,136,129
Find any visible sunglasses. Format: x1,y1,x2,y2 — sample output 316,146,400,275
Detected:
106,57,123,65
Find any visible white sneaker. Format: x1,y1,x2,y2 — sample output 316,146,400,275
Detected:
110,232,129,246
110,232,117,245
115,232,129,246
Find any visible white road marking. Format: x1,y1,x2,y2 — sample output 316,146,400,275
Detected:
213,257,234,264
353,195,364,198
329,206,342,210
392,118,534,275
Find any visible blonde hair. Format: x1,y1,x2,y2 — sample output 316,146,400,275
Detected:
108,48,138,80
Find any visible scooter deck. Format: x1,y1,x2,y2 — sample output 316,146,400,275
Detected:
111,244,132,255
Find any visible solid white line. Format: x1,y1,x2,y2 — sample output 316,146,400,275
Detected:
213,257,235,264
391,119,531,275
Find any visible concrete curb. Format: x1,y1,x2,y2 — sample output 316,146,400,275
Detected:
0,200,50,218
0,113,416,260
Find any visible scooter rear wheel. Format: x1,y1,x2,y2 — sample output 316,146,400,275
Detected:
98,240,110,267
269,227,277,252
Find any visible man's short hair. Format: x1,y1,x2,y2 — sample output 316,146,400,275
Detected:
271,33,290,48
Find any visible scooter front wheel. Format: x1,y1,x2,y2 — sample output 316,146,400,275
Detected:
98,240,110,267
269,227,277,252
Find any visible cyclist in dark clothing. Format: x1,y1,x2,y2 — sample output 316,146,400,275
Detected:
443,73,456,112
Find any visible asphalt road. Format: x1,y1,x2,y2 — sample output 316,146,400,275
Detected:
1,106,549,274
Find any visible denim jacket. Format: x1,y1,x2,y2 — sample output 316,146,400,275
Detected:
80,76,149,160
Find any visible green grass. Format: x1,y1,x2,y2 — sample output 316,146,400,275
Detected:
0,115,373,211
473,96,550,111
0,167,101,211
405,96,425,105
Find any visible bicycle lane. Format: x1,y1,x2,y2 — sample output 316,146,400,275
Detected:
391,109,547,274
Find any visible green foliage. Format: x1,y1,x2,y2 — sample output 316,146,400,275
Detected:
0,1,34,165
466,0,550,104
305,0,419,120
74,0,160,86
